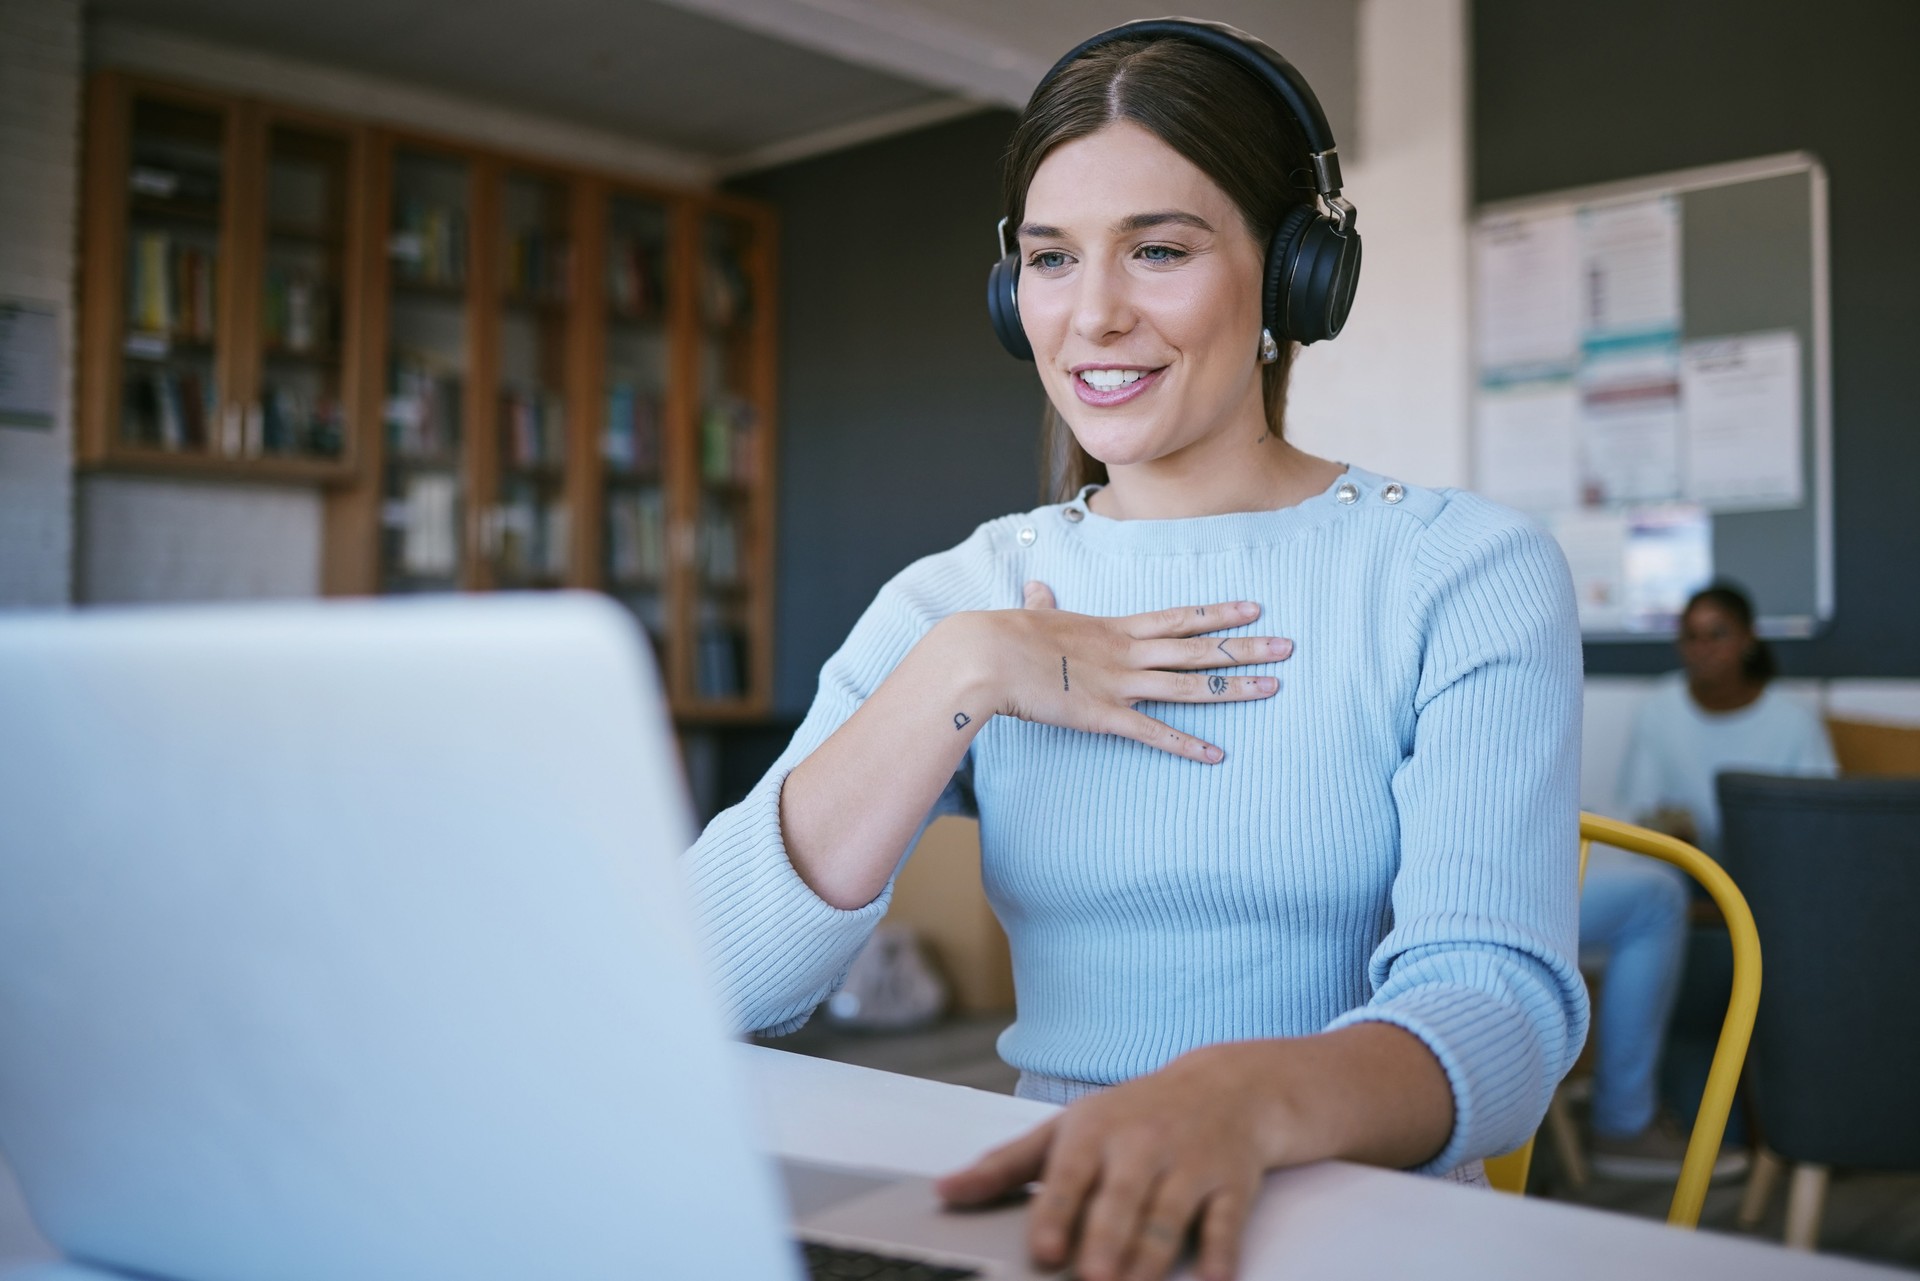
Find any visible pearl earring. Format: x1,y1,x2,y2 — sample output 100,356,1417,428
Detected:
1259,328,1280,364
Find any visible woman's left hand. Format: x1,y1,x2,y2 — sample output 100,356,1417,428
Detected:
934,1045,1280,1281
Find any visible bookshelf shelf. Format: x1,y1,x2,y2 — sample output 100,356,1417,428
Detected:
263,345,339,363
390,280,467,303
268,222,338,245
129,196,220,224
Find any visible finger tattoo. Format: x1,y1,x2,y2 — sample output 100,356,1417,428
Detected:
1217,639,1233,663
1061,656,1070,692
1208,674,1229,696
953,712,971,730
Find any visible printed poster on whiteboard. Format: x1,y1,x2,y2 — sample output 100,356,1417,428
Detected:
1474,211,1581,375
1578,196,1681,345
1681,330,1803,512
1577,342,1682,506
1475,376,1579,515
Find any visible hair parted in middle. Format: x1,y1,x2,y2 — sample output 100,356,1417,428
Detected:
1002,33,1319,502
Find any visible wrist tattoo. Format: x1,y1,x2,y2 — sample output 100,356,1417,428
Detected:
1061,656,1070,692
1208,674,1229,696
953,712,972,730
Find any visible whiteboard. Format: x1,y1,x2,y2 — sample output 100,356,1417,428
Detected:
1471,153,1831,640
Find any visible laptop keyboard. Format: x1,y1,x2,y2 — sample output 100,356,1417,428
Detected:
800,1239,983,1279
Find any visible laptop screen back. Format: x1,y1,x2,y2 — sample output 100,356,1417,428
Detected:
0,594,799,1281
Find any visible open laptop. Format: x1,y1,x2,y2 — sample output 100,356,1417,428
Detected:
0,594,1056,1280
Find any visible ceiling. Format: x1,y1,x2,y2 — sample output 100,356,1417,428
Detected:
88,0,1357,175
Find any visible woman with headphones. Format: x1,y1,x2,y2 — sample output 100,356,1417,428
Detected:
686,21,1587,1281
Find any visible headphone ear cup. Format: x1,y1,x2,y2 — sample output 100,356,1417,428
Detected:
987,253,1033,361
1265,206,1362,345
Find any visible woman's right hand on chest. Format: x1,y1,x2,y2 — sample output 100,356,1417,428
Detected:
935,581,1292,764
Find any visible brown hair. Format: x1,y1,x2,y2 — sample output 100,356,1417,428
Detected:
1003,34,1318,501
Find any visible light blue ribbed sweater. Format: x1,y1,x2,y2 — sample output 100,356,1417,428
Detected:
683,466,1590,1174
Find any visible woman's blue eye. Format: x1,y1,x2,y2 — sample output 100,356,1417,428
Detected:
1028,250,1070,271
1139,244,1186,263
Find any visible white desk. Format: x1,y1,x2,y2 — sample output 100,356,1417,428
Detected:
0,1044,1902,1279
741,1044,1899,1280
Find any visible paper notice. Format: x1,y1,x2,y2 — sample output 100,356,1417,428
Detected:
1578,343,1682,506
1552,509,1630,633
1579,196,1681,344
1681,330,1803,512
0,299,58,429
1475,378,1579,514
1623,505,1714,632
1474,211,1581,373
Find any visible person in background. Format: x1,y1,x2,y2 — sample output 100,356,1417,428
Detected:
1619,582,1838,855
1583,581,1837,1178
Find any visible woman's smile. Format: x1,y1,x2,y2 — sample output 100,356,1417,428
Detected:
1071,363,1166,406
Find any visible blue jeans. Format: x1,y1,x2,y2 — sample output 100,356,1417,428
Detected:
1578,847,1690,1138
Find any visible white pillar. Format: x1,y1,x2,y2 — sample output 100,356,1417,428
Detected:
1283,0,1471,491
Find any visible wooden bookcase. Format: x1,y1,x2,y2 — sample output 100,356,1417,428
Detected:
78,71,368,482
80,71,780,719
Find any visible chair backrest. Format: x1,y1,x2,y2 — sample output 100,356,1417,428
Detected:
1717,771,1920,1169
1482,813,1762,1229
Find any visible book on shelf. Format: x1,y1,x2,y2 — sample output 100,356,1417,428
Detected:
507,230,571,304
696,624,745,699
385,351,462,460
697,504,741,587
389,198,466,287
489,486,570,580
700,394,758,486
500,388,566,469
602,382,661,473
606,233,664,319
127,233,215,341
123,366,212,450
385,471,460,577
260,383,344,457
263,267,330,354
702,242,751,328
605,486,666,583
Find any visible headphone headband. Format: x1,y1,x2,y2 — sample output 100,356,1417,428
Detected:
1031,17,1350,226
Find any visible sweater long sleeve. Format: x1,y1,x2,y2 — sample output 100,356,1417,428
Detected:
683,467,1590,1174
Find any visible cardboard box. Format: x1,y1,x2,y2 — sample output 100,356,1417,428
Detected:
883,816,1015,1014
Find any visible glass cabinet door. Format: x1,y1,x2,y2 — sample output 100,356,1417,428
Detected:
120,91,227,456
487,169,573,589
249,121,351,461
602,192,673,660
380,147,470,592
689,210,767,705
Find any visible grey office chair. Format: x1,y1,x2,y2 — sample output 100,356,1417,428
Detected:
1717,771,1920,1250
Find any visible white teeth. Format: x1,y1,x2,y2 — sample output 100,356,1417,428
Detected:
1078,369,1146,391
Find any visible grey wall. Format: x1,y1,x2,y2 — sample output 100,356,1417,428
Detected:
1475,0,1920,677
729,108,1045,716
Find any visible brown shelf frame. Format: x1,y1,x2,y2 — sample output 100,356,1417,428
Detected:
79,70,362,480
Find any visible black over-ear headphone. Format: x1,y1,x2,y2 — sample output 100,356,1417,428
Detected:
987,17,1361,362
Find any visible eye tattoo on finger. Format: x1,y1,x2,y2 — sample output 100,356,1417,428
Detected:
1061,656,1070,692
1208,674,1229,696
953,712,971,730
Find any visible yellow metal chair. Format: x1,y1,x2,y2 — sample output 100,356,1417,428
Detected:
1482,812,1762,1229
